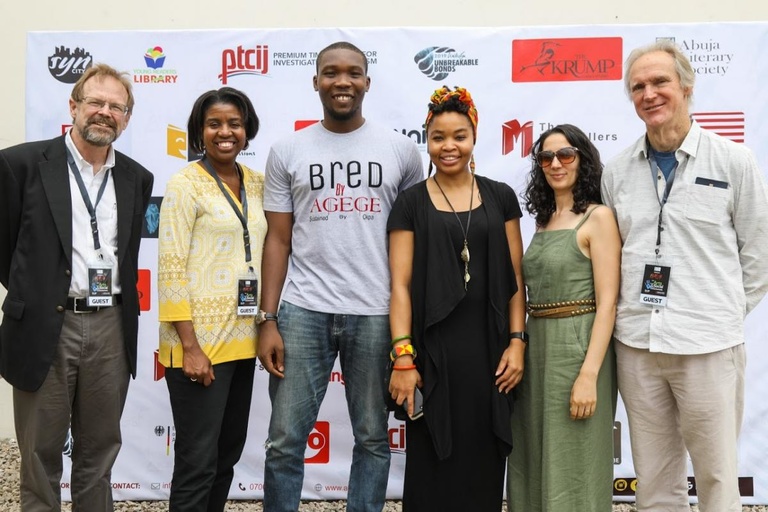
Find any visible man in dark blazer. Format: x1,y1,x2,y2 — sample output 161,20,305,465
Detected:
0,63,153,511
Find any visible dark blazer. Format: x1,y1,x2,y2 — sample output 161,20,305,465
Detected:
0,135,153,391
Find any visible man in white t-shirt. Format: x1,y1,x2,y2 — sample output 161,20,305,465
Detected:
258,41,423,512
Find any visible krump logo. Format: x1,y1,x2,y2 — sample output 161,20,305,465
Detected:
219,45,269,84
414,46,479,81
502,119,534,157
512,37,622,82
133,46,179,84
48,46,92,84
305,421,331,464
692,111,745,143
661,37,732,76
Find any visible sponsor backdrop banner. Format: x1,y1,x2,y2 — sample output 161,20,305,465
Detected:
27,23,768,504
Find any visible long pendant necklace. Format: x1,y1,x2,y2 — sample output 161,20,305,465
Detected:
433,173,475,290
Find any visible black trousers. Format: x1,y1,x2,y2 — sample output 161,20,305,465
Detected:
165,358,256,512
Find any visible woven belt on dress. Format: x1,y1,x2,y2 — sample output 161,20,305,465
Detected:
527,298,596,319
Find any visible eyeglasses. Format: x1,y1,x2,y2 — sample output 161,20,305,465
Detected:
79,97,129,116
536,147,579,168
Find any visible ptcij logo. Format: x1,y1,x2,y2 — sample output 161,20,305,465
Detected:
219,45,269,84
48,46,93,84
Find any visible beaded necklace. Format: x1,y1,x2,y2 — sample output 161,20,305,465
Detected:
433,173,475,289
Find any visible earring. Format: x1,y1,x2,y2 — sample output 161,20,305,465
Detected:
470,154,475,174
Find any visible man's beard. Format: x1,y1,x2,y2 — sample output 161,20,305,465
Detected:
78,117,118,147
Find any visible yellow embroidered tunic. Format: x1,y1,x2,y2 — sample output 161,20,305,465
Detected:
158,161,267,367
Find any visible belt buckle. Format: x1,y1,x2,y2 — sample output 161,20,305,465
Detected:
73,298,94,314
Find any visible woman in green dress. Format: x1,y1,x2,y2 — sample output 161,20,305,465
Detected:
507,124,621,511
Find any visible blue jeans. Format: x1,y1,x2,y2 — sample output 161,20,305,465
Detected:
263,301,391,512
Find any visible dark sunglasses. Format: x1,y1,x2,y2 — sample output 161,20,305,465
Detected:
536,147,580,168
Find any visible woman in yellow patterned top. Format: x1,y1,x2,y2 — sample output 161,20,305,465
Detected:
158,87,267,512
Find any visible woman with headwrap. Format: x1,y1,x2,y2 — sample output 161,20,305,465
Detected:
387,86,526,511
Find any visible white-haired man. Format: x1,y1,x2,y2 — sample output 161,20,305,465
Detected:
602,40,768,512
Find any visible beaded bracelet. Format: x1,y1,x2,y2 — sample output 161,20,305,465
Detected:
389,343,416,362
392,364,417,371
391,334,412,346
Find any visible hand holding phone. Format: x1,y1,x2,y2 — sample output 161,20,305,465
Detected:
403,387,424,420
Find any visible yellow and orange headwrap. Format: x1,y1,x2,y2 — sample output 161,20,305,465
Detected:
424,86,479,142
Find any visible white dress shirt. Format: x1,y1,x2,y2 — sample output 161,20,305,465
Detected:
64,132,121,297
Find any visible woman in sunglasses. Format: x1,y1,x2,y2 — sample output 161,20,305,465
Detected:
507,124,621,511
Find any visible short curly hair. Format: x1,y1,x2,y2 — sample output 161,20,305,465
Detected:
523,124,603,228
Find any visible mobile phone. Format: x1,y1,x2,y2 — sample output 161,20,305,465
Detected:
403,387,424,420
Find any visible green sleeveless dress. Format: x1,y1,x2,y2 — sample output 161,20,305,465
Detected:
507,207,617,511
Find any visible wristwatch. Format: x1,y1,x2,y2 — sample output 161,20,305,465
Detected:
256,310,279,324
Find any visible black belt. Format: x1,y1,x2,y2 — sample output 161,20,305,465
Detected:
65,294,122,313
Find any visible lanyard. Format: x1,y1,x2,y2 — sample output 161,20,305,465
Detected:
66,149,110,253
200,158,253,271
646,142,688,253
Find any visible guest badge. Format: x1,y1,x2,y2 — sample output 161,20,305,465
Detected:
639,264,671,307
87,258,114,307
237,272,258,316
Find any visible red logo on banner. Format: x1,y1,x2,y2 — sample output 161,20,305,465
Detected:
305,421,330,464
502,120,534,157
691,111,745,143
153,350,166,381
61,124,72,135
512,37,622,82
137,269,151,311
295,120,320,131
219,45,269,84
388,423,406,454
